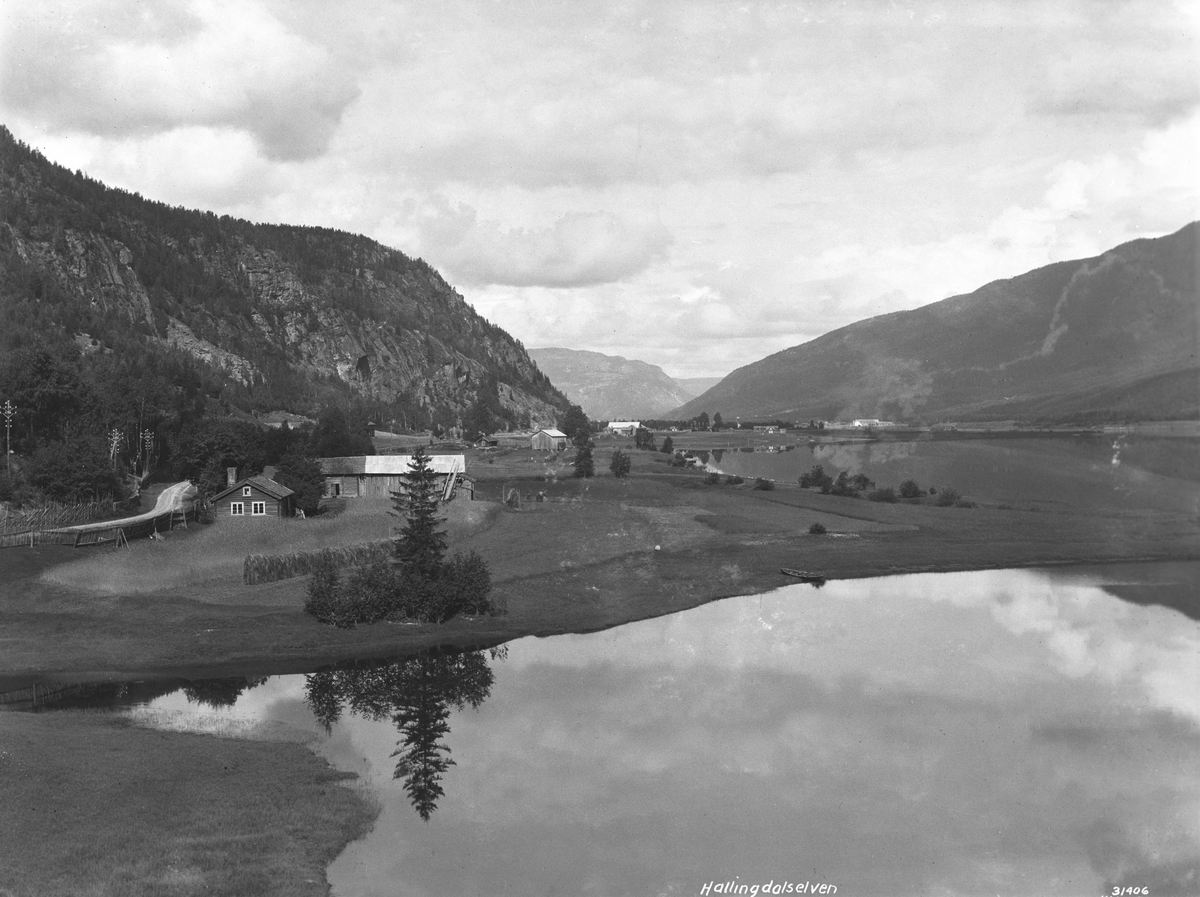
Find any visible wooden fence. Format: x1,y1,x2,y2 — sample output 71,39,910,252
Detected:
0,500,198,549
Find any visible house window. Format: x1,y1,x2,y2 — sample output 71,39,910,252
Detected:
230,502,244,516
242,486,252,496
252,501,266,516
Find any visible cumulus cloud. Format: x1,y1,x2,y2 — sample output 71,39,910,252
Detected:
0,0,360,160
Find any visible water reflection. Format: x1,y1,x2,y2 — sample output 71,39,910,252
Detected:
305,649,500,820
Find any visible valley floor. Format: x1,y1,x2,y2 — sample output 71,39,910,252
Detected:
2,446,1197,683
2,444,1197,896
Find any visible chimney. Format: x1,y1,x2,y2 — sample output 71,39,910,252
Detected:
226,467,238,487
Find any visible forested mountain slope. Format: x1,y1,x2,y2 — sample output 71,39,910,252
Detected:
674,223,1199,424
0,125,567,439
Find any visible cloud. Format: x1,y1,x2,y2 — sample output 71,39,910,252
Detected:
413,202,672,288
0,0,360,160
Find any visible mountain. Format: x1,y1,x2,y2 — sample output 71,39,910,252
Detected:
674,376,723,397
0,125,567,435
673,224,1199,424
528,348,696,420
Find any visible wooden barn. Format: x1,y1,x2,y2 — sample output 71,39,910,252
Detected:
320,455,470,501
530,428,569,451
212,475,296,519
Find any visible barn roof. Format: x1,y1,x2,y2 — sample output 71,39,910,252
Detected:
212,475,295,502
535,428,568,438
319,455,466,476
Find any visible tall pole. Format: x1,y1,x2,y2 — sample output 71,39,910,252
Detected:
2,400,13,476
141,429,154,478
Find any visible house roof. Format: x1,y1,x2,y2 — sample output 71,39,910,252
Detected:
535,428,568,438
319,454,466,476
212,475,295,502
607,421,641,429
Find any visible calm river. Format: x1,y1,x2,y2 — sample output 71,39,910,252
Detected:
103,562,1200,897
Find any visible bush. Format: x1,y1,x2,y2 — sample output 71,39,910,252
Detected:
440,550,494,616
753,478,774,490
704,472,720,485
898,479,922,499
609,449,631,477
935,488,961,507
808,522,827,534
867,487,898,503
799,465,833,490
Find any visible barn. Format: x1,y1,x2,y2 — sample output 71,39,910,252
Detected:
211,475,296,518
320,455,470,501
530,428,569,451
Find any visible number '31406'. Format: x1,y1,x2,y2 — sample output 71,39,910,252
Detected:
1112,888,1147,896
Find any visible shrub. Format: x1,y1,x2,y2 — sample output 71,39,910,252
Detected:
753,478,774,490
609,449,631,477
704,472,720,485
440,549,494,616
799,465,833,490
936,488,961,507
867,487,898,503
808,522,827,534
898,479,922,499
725,475,744,485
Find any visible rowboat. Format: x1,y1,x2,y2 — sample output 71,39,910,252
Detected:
780,568,826,584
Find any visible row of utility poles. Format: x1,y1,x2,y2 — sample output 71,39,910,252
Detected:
1,402,155,479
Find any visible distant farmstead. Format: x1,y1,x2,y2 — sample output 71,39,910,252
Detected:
606,421,641,437
212,475,296,518
320,455,471,501
531,428,569,451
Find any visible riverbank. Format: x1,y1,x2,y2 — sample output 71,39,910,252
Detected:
2,448,1197,684
0,709,375,897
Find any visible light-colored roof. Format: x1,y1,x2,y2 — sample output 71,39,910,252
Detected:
320,454,466,476
535,428,568,438
607,421,641,429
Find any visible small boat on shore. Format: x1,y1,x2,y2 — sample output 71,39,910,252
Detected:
780,568,826,584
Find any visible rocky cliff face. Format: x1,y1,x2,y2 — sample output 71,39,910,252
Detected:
0,126,566,430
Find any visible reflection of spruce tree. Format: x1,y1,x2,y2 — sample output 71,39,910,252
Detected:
304,650,497,820
392,668,454,821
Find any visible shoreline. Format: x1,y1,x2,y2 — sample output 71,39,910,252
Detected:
2,454,1198,683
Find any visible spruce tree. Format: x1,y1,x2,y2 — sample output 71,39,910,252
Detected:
392,447,448,578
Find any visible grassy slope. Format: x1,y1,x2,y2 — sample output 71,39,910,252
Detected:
0,711,375,897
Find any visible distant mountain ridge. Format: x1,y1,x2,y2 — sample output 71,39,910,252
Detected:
528,348,699,419
0,125,567,432
673,223,1199,424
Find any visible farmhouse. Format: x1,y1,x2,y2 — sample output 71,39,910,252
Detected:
320,454,470,501
531,428,569,451
606,421,641,437
212,475,296,519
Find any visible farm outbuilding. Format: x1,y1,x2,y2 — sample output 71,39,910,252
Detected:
211,476,296,519
531,428,569,451
606,421,641,437
320,455,471,501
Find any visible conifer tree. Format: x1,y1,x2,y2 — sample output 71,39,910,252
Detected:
392,447,448,578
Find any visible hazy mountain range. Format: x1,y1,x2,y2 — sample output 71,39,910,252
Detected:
528,348,707,420
673,223,1199,424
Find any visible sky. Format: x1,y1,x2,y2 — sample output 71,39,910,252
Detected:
1,0,1198,379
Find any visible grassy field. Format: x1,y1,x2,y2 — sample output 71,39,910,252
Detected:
2,443,1198,680
0,710,375,897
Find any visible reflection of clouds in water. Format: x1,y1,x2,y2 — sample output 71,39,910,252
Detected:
810,441,917,474
326,570,1198,897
